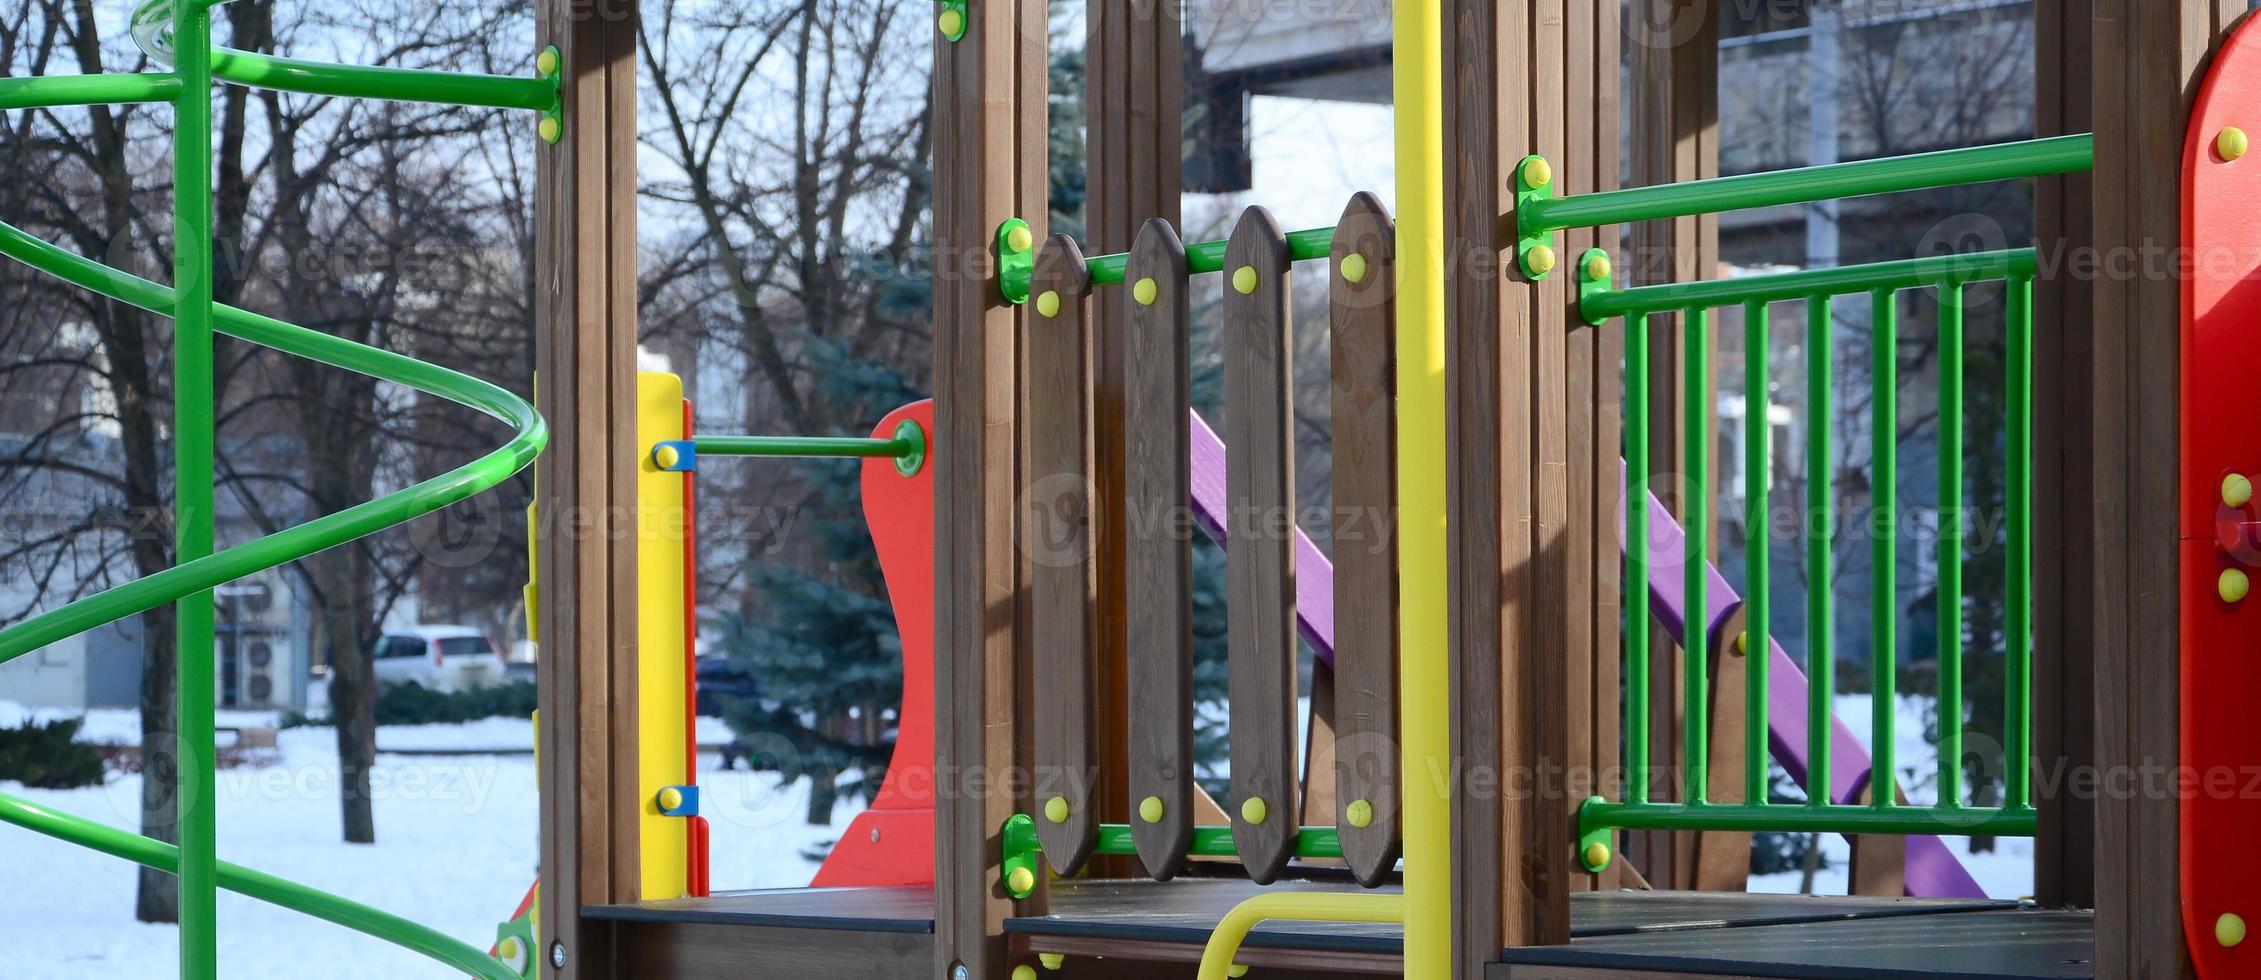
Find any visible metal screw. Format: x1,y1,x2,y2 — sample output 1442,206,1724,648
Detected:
550,942,567,969
871,828,882,843
953,964,971,980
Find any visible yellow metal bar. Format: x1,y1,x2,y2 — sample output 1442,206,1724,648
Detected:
635,372,692,899
1195,894,1407,980
1394,0,1450,974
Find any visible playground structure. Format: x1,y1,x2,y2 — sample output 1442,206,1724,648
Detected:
0,0,2252,979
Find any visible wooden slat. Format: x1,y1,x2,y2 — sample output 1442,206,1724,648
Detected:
1028,235,1100,875
1328,192,1402,888
1123,218,1195,881
1223,206,1300,885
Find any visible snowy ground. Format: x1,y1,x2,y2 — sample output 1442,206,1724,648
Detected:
0,705,862,979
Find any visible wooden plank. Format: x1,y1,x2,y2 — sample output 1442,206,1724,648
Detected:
1328,192,1402,888
1223,205,1299,886
1123,218,1195,881
1028,236,1099,875
1586,0,1624,897
1302,663,1341,853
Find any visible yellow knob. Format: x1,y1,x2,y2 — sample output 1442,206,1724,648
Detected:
1522,157,1553,189
1527,243,1557,277
1232,266,1259,295
1043,796,1069,823
2222,127,2250,162
2227,473,2253,508
1039,953,1065,971
1734,632,1749,657
1583,251,1613,282
537,116,561,144
2223,568,2251,604
1240,796,1268,825
1012,967,1037,980
657,787,682,811
2221,912,2248,948
535,49,559,75
1134,277,1159,306
1345,799,1373,829
1583,841,1612,870
1036,290,1061,318
1139,795,1165,823
1229,967,1249,978
498,937,520,960
938,8,964,37
1340,252,1368,284
653,444,680,470
1006,225,1034,253
1007,866,1036,895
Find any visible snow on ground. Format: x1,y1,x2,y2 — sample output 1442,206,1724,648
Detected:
0,704,863,979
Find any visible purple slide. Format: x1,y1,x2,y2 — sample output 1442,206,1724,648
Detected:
1183,408,1983,898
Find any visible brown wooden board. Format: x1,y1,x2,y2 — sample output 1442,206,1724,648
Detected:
1222,206,1300,885
1028,236,1100,875
1328,192,1403,888
1122,219,1195,881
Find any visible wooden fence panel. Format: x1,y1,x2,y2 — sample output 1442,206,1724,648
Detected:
1028,236,1100,874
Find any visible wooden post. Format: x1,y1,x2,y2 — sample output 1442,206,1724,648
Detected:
931,0,1048,976
534,0,642,975
1442,0,1622,967
2084,2,2241,975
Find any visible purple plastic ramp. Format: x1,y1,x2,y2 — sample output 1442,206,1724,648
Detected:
1190,409,1337,663
1621,459,1985,899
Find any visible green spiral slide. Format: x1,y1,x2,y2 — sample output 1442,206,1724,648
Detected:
0,1,553,976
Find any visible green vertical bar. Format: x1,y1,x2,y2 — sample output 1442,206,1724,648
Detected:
1806,295,1833,807
1936,284,1964,809
1627,312,1652,804
2005,276,2033,809
172,4,219,977
1869,289,1896,810
1743,300,1770,806
1685,307,1710,805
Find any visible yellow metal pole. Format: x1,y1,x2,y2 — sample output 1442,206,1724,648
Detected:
1393,0,1450,974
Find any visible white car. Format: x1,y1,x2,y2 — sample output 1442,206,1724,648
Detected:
371,626,507,692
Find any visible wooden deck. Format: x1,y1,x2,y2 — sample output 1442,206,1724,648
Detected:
583,881,2093,978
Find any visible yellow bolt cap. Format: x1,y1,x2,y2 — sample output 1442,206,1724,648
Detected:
498,937,520,959
1044,796,1069,823
1522,157,1553,188
657,787,682,811
1008,866,1036,895
537,116,561,144
1527,243,1557,277
1006,225,1034,253
938,8,964,37
654,445,680,470
1139,795,1165,823
1013,966,1037,980
1229,967,1249,979
1240,796,1268,825
1039,952,1065,971
1036,290,1061,318
1734,632,1749,656
2223,568,2251,604
1584,251,1612,281
1583,841,1612,869
1345,799,1373,829
2226,473,2253,508
1341,252,1368,284
1232,266,1259,295
1134,277,1159,306
535,49,559,75
2221,912,2247,947
2222,127,2250,162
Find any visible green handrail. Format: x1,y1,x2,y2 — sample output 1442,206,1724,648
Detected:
0,1,555,975
997,813,1345,900
997,222,1337,300
693,433,915,459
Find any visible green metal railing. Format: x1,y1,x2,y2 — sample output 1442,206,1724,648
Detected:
0,2,556,976
1557,137,2075,870
997,813,1344,900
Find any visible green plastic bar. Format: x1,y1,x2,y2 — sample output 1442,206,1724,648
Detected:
694,433,916,459
0,72,182,110
0,794,516,980
1743,300,1770,806
1625,312,1651,804
1684,306,1710,806
1870,289,1898,810
173,4,219,971
1084,225,1336,287
1581,800,2037,838
1095,823,1343,860
1523,135,2093,237
211,49,559,110
2005,275,2033,809
1805,295,1833,807
1937,284,1964,809
1584,249,2036,321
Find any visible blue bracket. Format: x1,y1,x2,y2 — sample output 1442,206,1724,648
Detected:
652,440,697,472
657,785,700,817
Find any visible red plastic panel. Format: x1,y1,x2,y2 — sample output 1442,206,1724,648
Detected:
812,400,937,888
2182,15,2261,974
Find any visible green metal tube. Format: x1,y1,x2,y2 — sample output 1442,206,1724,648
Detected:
1805,295,1833,806
1523,135,2093,237
1936,284,1964,809
172,4,219,972
1084,225,1336,287
1584,249,2036,321
1870,289,1898,810
1743,300,1769,806
1626,312,1651,804
211,49,559,110
1094,824,1343,860
1581,799,2037,838
0,793,515,980
2005,276,2033,809
0,72,182,110
1684,306,1710,806
694,433,917,459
